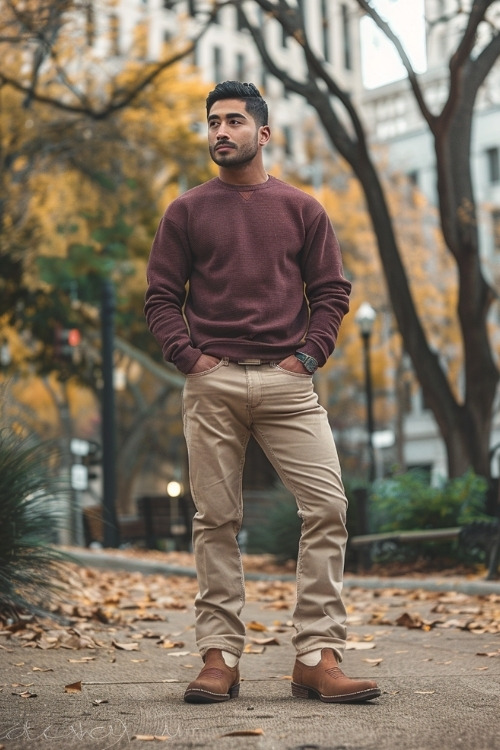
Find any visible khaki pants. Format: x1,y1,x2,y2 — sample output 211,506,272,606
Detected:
182,359,348,661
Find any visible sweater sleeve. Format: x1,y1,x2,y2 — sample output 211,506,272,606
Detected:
144,212,202,374
299,209,351,366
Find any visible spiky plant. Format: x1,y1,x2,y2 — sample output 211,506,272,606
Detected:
0,428,74,620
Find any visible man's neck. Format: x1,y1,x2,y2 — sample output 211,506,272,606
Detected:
218,163,268,186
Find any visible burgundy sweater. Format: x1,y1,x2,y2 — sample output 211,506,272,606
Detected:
145,176,351,375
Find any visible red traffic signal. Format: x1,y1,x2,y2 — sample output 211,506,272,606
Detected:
66,328,81,347
54,327,82,360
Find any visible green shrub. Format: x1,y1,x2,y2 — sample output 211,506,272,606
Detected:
248,478,365,563
248,496,302,561
0,429,73,620
366,469,491,567
369,468,489,533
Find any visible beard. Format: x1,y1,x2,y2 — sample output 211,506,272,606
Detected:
209,134,259,168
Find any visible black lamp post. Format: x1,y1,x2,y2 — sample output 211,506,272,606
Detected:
101,279,120,547
355,302,377,483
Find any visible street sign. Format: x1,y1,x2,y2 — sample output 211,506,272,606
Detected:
71,464,88,491
70,438,90,457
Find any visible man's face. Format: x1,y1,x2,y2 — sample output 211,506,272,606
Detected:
207,99,261,168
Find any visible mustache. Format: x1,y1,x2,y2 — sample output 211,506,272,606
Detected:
214,140,237,150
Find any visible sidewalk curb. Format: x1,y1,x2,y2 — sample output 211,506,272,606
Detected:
72,549,500,596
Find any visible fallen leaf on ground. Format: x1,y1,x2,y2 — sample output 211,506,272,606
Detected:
246,620,267,632
244,644,265,654
68,657,95,663
396,612,429,629
132,735,168,741
92,698,109,705
363,658,383,666
111,641,139,651
221,729,264,737
249,637,280,645
157,639,185,649
64,680,82,693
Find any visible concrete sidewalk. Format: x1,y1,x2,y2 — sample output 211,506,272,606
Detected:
1,554,500,750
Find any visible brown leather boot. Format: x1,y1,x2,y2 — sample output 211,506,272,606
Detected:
292,648,381,703
184,648,240,703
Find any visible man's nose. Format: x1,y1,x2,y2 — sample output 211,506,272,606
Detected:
216,125,229,139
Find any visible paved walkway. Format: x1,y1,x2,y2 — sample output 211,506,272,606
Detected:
1,552,499,750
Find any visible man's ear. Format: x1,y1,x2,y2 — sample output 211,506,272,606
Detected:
259,125,271,146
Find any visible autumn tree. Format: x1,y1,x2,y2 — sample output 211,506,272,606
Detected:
304,148,459,478
218,0,500,482
0,0,213,367
0,1,214,516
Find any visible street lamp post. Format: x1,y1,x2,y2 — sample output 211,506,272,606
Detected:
355,302,377,483
101,279,120,548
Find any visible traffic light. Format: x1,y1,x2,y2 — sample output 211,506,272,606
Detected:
54,326,81,360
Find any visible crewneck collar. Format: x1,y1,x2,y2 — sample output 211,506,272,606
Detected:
216,175,272,191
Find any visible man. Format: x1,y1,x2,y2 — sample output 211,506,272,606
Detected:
145,81,380,705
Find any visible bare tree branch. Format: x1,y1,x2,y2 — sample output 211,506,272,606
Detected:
0,2,216,118
354,0,437,130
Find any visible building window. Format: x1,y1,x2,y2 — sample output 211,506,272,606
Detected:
213,46,222,84
281,23,287,47
321,0,330,62
341,4,352,70
282,125,292,156
236,53,245,81
407,170,419,187
260,68,268,93
109,14,120,56
486,147,500,184
86,2,95,46
236,5,246,31
493,208,500,253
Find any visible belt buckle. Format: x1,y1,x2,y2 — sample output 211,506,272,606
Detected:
237,359,262,365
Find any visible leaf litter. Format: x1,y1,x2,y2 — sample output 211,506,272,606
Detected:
0,557,499,666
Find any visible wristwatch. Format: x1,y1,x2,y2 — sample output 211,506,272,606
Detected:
295,351,318,373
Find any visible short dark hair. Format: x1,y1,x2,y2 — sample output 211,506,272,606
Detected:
206,81,268,127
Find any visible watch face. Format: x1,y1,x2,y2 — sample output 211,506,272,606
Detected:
304,359,316,372
296,352,317,372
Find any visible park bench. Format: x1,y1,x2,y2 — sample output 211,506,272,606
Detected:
350,521,499,577
83,494,195,550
